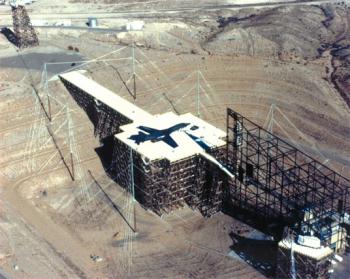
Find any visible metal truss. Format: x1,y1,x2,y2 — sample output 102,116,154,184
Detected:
226,108,350,248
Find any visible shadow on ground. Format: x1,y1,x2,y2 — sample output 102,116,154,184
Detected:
0,47,84,74
230,232,278,278
1,27,18,47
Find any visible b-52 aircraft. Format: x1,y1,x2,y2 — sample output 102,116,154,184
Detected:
129,123,190,148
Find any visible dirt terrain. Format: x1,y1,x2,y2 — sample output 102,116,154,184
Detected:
0,0,350,278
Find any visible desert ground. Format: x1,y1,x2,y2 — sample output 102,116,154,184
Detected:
0,0,350,278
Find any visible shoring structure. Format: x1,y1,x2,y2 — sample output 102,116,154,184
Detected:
111,139,225,216
226,108,350,250
11,5,39,48
59,77,132,139
59,73,226,217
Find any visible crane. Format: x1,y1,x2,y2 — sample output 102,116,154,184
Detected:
9,0,39,48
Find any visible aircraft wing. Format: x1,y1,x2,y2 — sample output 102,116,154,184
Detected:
163,135,178,148
137,126,158,134
128,131,148,145
185,131,211,151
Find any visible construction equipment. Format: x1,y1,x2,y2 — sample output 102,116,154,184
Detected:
9,0,39,48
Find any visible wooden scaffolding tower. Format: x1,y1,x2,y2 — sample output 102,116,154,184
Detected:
12,5,39,48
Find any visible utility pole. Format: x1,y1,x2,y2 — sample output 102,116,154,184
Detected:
67,106,75,181
290,234,296,279
132,42,136,100
196,70,200,118
44,63,52,122
130,148,136,232
267,103,276,134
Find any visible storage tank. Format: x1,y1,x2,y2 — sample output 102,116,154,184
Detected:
88,17,98,28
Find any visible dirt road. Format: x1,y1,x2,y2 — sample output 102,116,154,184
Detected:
1,170,103,278
0,0,341,19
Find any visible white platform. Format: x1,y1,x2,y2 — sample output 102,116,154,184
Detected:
59,71,152,123
279,239,333,260
117,112,226,162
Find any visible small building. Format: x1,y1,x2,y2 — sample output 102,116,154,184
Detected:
54,20,72,27
31,19,49,26
125,21,144,31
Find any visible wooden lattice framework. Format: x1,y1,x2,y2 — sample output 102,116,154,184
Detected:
12,5,39,48
61,76,225,216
